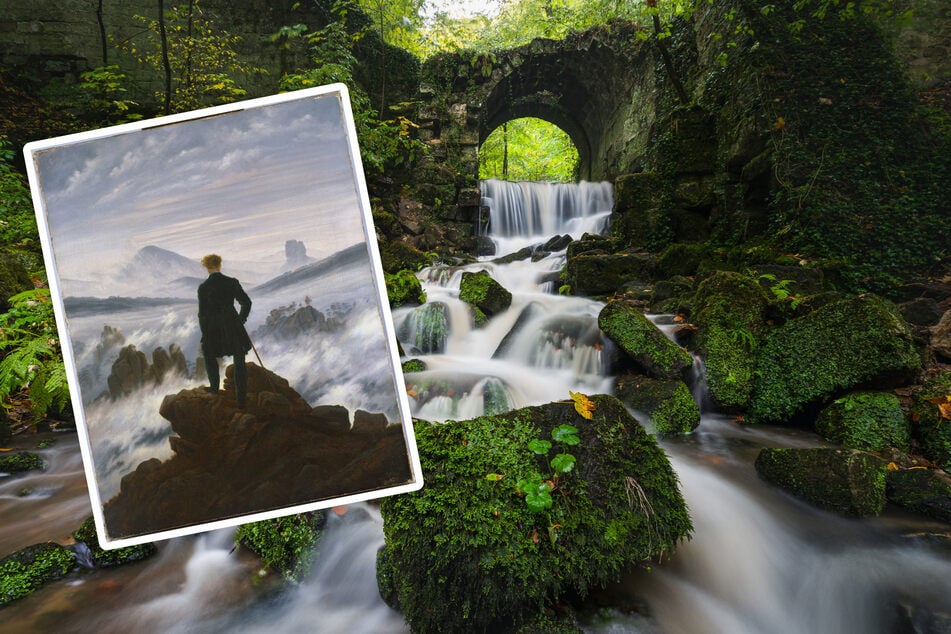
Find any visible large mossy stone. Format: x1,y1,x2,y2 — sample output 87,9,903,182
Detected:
614,374,700,436
748,295,921,424
234,512,326,581
754,447,887,517
0,542,75,606
613,172,667,215
564,250,657,297
692,271,770,411
598,299,692,380
908,372,951,472
815,391,911,452
459,269,512,317
72,517,157,568
886,467,951,524
377,395,692,634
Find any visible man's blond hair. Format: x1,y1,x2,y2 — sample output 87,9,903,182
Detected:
201,254,222,271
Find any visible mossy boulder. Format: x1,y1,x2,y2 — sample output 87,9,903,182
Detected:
0,451,44,473
815,391,911,452
378,395,692,633
72,517,157,567
614,374,700,436
656,243,713,278
234,511,326,581
754,447,887,517
0,542,75,606
564,251,657,297
401,358,427,373
886,467,951,524
379,240,432,274
908,372,951,472
459,270,512,317
384,269,426,307
692,271,770,411
598,299,692,380
748,295,921,424
398,301,450,354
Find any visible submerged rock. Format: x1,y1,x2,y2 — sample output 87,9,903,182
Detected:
102,364,412,539
748,295,921,424
378,395,692,633
754,447,887,517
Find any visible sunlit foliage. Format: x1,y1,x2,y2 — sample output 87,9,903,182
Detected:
479,118,579,182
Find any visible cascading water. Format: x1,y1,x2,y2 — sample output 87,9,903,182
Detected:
3,178,951,633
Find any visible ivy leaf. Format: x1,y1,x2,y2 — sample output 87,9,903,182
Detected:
551,452,576,474
528,438,552,454
551,424,580,445
568,391,596,420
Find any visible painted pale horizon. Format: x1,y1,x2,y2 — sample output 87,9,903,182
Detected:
24,85,422,549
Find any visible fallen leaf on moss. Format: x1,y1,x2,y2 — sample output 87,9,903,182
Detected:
569,390,596,419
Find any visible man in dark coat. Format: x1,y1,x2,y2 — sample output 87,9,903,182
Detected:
198,254,252,407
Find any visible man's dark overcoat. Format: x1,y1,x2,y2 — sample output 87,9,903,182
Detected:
198,272,252,357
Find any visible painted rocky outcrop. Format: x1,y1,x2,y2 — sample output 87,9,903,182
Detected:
103,364,412,538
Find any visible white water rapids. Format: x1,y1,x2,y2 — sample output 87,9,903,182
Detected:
2,179,950,633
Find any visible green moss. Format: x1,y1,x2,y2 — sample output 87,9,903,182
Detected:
564,252,657,297
384,269,426,307
614,375,699,436
754,447,886,517
886,468,951,524
378,395,691,633
815,391,910,452
72,517,156,567
234,512,326,581
598,300,692,380
459,270,512,316
401,358,427,373
0,542,74,606
379,241,433,274
748,295,921,424
656,243,713,278
0,452,44,473
692,271,770,411
400,301,449,353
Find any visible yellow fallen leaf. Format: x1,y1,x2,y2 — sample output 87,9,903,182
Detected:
886,462,899,471
0,447,13,452
569,390,596,420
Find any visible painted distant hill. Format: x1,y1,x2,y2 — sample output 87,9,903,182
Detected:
252,242,368,295
121,246,206,283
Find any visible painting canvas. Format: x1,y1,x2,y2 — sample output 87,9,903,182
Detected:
23,84,422,549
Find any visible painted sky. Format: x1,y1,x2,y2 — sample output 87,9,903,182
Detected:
32,90,369,289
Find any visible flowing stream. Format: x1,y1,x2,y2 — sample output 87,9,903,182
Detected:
3,179,951,633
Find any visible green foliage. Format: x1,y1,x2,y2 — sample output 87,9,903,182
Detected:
0,139,40,257
234,512,325,581
514,423,580,513
0,289,69,418
0,543,74,606
78,65,144,124
479,118,580,182
118,0,264,112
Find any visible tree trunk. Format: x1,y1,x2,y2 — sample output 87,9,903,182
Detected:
96,0,107,65
158,0,172,114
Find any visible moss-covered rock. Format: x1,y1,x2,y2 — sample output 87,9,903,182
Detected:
398,301,450,354
0,542,74,606
378,395,692,633
815,392,911,452
234,512,326,581
598,299,692,380
754,447,887,517
459,269,512,317
886,467,951,524
748,295,921,424
564,251,657,297
379,240,432,274
72,517,156,567
384,269,426,307
656,243,714,278
0,451,44,473
614,374,700,436
401,358,427,373
908,372,951,472
692,271,770,411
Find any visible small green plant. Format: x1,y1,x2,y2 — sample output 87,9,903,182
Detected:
759,273,805,309
78,65,143,124
0,289,69,419
487,423,580,514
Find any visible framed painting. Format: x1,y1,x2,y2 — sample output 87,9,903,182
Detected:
23,84,422,549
